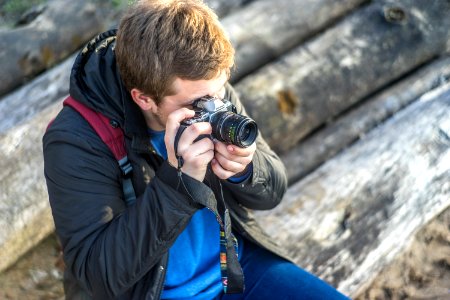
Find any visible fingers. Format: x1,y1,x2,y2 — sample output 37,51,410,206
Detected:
175,132,214,181
164,108,196,150
164,107,211,158
176,123,212,155
211,158,236,180
211,140,256,179
212,152,245,175
163,107,256,181
164,108,215,181
214,140,256,162
180,137,214,166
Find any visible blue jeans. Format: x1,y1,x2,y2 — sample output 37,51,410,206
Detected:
216,239,350,300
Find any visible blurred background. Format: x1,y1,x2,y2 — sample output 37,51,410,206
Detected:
0,0,449,299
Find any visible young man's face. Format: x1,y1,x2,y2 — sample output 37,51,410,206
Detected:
147,70,228,131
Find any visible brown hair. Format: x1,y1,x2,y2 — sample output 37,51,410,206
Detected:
115,0,235,103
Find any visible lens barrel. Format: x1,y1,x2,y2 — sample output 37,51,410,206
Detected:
212,111,258,148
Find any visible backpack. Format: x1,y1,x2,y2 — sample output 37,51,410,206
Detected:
54,96,137,206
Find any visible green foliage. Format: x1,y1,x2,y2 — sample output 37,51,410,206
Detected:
111,0,136,9
2,0,46,15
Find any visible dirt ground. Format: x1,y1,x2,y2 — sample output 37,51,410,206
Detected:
355,208,450,300
0,233,64,300
1,208,449,300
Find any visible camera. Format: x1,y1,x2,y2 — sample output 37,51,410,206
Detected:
180,96,258,148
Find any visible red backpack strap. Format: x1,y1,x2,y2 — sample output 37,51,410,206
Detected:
64,96,126,161
63,96,136,206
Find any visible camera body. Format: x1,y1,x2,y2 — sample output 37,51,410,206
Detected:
180,96,258,148
181,96,235,124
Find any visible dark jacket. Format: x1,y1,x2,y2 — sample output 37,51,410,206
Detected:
43,29,288,300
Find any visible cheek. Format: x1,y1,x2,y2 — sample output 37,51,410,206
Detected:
158,104,180,123
158,103,173,115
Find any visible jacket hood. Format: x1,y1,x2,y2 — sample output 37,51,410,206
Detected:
69,29,146,137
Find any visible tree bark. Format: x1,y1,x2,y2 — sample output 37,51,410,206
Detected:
281,56,450,184
355,207,450,299
0,54,75,134
223,0,368,81
234,0,450,154
204,0,257,18
0,103,61,273
254,83,450,297
0,0,113,97
0,0,253,98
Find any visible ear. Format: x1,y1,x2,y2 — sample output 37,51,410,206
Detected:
130,88,157,112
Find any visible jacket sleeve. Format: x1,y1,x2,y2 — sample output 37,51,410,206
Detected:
43,108,212,299
221,83,288,210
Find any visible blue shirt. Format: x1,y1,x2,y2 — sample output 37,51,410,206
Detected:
149,129,245,299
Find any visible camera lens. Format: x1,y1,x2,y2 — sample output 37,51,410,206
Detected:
241,127,251,141
212,111,258,148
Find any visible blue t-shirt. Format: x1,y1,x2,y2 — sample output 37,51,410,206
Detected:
148,129,244,300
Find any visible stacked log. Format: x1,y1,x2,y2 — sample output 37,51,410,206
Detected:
0,55,75,134
204,0,257,18
281,56,450,183
355,207,450,299
0,0,115,97
235,0,450,154
255,82,450,297
222,0,368,81
0,0,368,122
0,0,258,97
0,103,61,273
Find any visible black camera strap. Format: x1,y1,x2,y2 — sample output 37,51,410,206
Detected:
174,125,187,176
173,126,245,294
214,178,245,294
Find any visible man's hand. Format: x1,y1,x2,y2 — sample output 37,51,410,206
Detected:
211,140,256,180
165,108,214,182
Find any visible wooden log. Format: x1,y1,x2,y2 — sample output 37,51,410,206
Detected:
0,0,367,133
254,83,450,297
0,0,252,134
0,102,61,273
204,0,257,18
0,0,249,98
223,0,368,81
234,0,450,154
0,0,113,97
355,206,450,299
0,54,75,134
281,56,450,184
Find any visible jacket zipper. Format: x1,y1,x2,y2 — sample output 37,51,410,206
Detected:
155,255,168,299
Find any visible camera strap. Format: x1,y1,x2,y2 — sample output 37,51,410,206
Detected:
215,178,245,294
173,126,245,294
174,124,187,175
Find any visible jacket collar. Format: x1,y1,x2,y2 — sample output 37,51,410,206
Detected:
69,29,151,146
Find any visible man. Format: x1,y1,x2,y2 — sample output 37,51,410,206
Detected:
43,0,349,299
